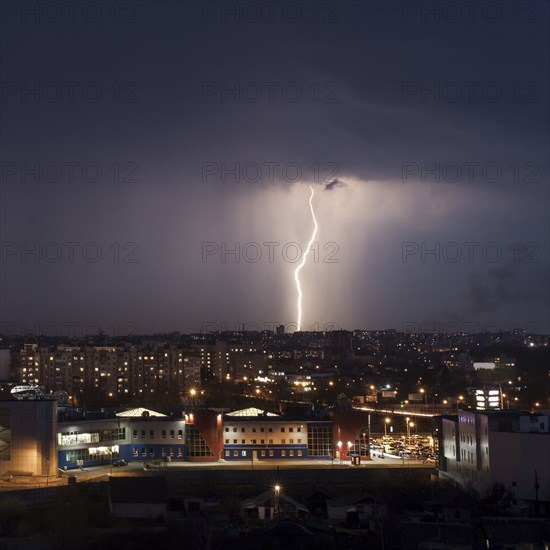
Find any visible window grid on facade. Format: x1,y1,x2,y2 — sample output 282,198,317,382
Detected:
307,425,333,456
186,423,214,457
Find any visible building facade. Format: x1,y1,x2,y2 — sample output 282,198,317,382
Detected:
2,399,374,474
439,410,550,511
221,417,333,460
57,415,187,468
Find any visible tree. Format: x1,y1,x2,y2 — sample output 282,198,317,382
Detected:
481,482,514,515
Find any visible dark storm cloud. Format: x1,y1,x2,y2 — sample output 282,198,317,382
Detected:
324,179,346,191
468,263,550,315
1,0,549,334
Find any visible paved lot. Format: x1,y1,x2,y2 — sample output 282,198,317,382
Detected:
1,455,435,491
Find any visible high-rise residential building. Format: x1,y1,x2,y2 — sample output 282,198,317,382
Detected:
12,343,200,400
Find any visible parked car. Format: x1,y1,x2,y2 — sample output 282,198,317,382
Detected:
113,459,128,467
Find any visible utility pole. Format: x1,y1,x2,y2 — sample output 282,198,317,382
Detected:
534,470,540,517
367,414,371,458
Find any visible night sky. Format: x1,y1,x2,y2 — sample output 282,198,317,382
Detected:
1,1,549,336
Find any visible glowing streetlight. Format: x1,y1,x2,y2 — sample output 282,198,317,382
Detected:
384,417,390,437
406,421,414,442
420,388,427,408
274,484,281,517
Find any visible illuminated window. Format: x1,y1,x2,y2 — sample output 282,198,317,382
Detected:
307,425,333,456
186,424,214,457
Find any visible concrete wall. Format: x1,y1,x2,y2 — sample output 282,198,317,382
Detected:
489,431,550,502
111,502,166,519
0,400,57,476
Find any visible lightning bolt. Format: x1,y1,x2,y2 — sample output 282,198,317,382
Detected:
294,184,318,331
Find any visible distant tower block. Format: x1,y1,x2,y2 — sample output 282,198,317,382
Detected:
0,349,10,381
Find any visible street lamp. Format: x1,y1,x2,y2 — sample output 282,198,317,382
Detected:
502,393,509,410
274,485,281,518
337,441,342,464
408,421,414,443
384,417,390,437
420,388,427,409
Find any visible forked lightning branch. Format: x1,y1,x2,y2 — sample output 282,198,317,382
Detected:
294,185,319,331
